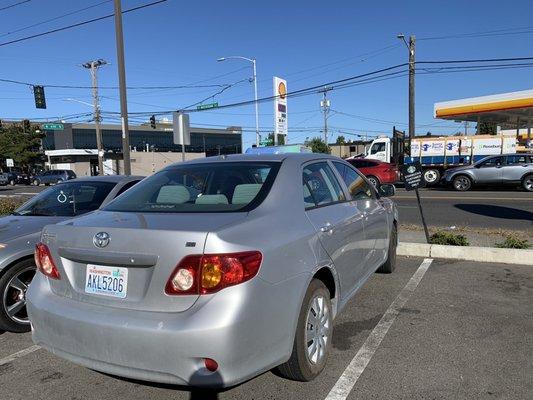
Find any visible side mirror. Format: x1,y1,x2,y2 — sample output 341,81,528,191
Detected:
378,184,395,197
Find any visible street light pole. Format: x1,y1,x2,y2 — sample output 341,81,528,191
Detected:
217,56,259,147
113,0,131,175
82,59,106,175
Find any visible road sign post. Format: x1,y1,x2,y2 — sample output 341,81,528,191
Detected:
401,162,430,243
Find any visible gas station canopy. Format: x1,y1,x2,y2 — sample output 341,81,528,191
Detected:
434,89,533,128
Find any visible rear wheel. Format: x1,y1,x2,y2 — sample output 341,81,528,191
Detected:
423,169,440,186
33,179,39,186
377,223,397,273
523,174,533,192
0,259,36,333
453,175,472,191
276,280,332,381
367,175,380,188
9,179,15,186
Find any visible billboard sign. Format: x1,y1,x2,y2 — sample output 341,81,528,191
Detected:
273,77,287,142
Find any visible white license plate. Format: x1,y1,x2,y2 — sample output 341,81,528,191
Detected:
85,264,128,299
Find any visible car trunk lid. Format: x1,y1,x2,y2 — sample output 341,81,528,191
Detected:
43,210,247,313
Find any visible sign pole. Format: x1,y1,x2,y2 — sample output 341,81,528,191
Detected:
414,188,430,243
401,161,430,244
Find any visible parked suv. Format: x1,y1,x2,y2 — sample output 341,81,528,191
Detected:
444,153,533,191
32,169,76,186
4,169,31,186
0,173,8,186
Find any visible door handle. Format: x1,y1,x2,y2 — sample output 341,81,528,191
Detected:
320,223,333,233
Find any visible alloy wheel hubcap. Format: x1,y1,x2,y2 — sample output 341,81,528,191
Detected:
455,177,469,190
305,294,330,365
526,178,533,191
2,266,35,324
368,178,378,186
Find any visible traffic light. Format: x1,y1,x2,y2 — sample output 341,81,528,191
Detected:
150,115,156,129
33,85,47,109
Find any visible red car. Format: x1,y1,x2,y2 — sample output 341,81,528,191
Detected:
346,158,399,187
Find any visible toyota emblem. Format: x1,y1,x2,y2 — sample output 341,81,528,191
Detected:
93,232,110,248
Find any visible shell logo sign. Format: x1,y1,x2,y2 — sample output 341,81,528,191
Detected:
278,81,287,99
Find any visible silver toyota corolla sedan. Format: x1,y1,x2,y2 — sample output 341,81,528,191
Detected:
0,175,142,332
27,153,398,387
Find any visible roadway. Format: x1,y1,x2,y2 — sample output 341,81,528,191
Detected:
2,184,532,231
394,187,532,231
1,257,531,399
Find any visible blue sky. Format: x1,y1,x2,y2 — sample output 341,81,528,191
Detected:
1,0,533,149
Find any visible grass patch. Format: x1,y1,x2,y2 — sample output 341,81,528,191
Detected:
495,235,530,250
0,198,24,216
430,231,469,246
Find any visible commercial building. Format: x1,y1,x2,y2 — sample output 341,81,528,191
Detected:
41,122,242,176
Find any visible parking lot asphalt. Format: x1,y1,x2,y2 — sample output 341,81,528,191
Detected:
1,257,531,400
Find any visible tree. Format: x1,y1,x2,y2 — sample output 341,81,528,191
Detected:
0,122,43,170
267,132,285,146
335,135,346,145
477,122,497,135
306,137,329,154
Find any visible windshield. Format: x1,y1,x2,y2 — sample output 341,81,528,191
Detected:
14,181,116,217
104,162,280,213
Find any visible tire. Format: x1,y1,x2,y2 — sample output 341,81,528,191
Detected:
377,223,397,273
423,169,441,186
522,174,533,192
33,179,39,186
367,175,380,188
9,179,15,186
453,175,472,191
276,279,333,382
0,259,37,333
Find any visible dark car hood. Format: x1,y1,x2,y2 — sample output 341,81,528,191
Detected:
0,215,67,243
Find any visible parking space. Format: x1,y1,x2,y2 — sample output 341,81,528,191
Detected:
1,257,531,399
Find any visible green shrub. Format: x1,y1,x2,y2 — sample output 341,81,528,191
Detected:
430,231,469,246
496,235,530,250
0,198,23,216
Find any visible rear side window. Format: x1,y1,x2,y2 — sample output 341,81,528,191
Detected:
104,162,280,213
333,162,374,200
114,180,140,197
506,155,530,165
303,162,345,209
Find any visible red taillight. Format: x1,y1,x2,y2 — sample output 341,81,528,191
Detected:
165,251,262,296
204,358,218,372
35,242,60,280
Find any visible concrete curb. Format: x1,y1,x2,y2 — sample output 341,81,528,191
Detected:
398,242,533,266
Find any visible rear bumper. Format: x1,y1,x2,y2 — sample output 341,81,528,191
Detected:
27,272,303,388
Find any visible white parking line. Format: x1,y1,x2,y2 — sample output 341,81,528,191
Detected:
0,345,41,367
325,258,433,400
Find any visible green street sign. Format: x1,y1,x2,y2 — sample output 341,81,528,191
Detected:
41,123,64,131
260,139,273,146
197,102,219,111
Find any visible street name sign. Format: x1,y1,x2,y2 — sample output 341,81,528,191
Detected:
42,123,64,131
197,103,219,111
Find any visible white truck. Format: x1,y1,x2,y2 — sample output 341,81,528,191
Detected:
365,132,518,185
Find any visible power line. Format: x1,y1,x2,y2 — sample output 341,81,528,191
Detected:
418,25,533,41
0,0,30,12
0,0,111,38
0,0,167,48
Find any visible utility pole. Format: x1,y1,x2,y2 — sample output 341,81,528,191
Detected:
113,0,131,175
320,86,331,145
408,35,415,140
82,59,106,175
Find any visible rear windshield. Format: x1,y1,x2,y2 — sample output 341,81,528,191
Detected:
14,181,116,217
104,162,280,213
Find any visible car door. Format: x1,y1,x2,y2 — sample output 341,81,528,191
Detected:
472,156,504,184
333,161,389,278
303,161,364,298
502,155,530,183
